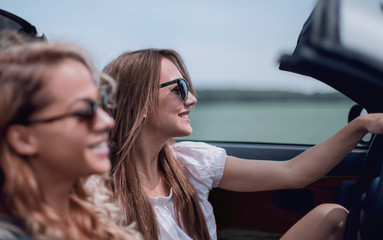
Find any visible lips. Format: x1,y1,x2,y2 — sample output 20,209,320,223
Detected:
179,110,190,119
88,141,110,156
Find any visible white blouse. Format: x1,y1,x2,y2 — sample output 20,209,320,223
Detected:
152,141,227,240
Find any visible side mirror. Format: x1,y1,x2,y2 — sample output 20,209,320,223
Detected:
348,104,372,146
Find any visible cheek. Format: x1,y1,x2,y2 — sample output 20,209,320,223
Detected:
147,103,170,124
157,107,177,127
34,126,91,174
39,130,83,154
45,135,86,162
159,100,180,117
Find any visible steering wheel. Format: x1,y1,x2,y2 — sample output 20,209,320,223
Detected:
343,134,383,240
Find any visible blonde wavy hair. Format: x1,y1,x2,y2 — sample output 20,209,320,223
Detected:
0,40,141,240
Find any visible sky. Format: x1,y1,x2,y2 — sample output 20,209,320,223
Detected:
1,0,335,93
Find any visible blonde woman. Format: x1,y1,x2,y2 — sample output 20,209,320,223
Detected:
0,40,141,240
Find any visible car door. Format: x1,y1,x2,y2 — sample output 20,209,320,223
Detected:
181,96,367,239
207,140,366,238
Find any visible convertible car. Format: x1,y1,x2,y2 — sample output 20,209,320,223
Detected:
207,0,383,239
1,0,383,239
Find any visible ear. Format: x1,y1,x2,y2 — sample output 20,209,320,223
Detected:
142,108,148,119
6,125,38,156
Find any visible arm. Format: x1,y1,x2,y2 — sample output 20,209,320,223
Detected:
218,113,383,192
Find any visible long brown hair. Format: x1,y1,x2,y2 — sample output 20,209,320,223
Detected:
104,49,211,240
0,41,140,240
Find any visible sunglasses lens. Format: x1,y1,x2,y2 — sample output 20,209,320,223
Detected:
82,102,98,125
179,79,189,101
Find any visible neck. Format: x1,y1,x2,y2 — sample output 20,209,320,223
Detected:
135,126,171,197
37,175,89,239
135,124,169,177
31,162,74,219
43,181,72,218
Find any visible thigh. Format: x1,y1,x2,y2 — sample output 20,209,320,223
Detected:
281,203,348,240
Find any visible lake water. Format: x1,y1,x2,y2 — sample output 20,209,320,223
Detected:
179,100,356,145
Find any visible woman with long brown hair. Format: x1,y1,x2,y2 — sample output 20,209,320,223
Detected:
103,48,383,240
0,40,141,240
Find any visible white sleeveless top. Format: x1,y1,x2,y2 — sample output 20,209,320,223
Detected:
152,141,227,240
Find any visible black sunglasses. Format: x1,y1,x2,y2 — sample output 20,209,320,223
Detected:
26,92,108,126
160,78,190,101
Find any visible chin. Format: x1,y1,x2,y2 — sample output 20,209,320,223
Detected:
181,127,193,137
89,158,111,175
173,130,192,138
171,125,193,138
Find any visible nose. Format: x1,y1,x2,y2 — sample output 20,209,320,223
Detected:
94,108,115,130
185,91,197,106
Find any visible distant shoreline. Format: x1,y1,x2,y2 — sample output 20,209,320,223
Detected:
194,89,351,103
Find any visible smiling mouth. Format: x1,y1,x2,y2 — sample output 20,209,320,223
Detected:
179,112,189,119
88,141,110,155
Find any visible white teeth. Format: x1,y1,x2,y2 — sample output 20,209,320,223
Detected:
180,114,189,119
90,141,108,149
89,141,110,156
